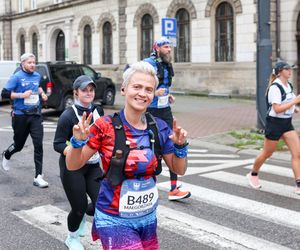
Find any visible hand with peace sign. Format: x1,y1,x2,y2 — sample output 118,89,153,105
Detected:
72,112,93,141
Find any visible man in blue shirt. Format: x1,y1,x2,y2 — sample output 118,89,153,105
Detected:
1,53,48,188
144,38,191,201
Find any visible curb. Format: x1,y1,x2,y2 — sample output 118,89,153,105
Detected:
190,138,291,161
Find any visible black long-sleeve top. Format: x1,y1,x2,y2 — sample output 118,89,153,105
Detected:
53,105,104,156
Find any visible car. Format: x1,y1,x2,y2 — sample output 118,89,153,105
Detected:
0,60,20,102
14,61,116,111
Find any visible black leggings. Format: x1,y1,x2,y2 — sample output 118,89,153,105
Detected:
147,106,177,181
59,156,102,232
4,114,43,177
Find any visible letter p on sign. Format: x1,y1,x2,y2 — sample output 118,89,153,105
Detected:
162,18,177,37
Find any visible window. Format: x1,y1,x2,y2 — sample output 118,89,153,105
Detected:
215,2,234,62
102,22,112,64
32,33,38,60
82,66,96,80
56,31,65,61
19,0,24,12
31,0,37,9
140,14,153,60
20,35,25,56
83,25,92,64
175,9,190,62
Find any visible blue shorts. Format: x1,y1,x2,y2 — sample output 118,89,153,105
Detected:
92,209,158,250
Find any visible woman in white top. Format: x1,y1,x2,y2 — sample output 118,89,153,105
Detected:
247,61,300,195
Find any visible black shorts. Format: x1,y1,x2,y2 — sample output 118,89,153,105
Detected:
265,116,294,140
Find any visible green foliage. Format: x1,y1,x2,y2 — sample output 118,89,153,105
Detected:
228,130,287,151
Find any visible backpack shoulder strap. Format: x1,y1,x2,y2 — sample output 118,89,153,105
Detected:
110,112,130,155
104,112,130,186
288,82,293,91
145,112,162,175
272,82,286,101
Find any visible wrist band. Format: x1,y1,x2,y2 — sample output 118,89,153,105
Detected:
174,144,188,158
174,141,189,149
17,93,22,99
70,136,89,148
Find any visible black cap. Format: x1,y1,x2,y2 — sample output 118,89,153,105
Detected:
274,61,293,75
73,75,96,90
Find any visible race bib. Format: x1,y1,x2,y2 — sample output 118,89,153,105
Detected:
284,93,295,116
157,95,169,108
119,178,158,218
24,93,39,106
87,152,100,164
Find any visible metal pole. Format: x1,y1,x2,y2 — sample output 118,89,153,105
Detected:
256,0,272,130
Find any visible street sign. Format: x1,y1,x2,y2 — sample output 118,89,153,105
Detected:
162,18,177,37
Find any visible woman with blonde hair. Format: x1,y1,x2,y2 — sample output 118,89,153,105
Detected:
66,61,188,249
247,61,300,194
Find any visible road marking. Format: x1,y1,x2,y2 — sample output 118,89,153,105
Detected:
244,164,293,178
12,205,101,250
12,204,291,250
188,153,239,158
157,205,292,250
0,121,57,133
188,149,208,153
157,181,300,230
161,159,254,177
201,171,299,199
161,159,253,177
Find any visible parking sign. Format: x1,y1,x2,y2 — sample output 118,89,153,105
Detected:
162,18,177,37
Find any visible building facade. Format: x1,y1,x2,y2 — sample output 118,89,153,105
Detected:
0,0,300,96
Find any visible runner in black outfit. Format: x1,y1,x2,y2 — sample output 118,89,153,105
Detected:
53,75,104,250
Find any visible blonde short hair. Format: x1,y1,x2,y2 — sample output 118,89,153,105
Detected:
20,53,36,62
122,61,158,90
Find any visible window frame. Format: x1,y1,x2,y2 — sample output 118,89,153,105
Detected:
102,21,113,64
32,33,38,60
140,14,153,60
175,8,190,63
83,24,92,65
215,2,234,62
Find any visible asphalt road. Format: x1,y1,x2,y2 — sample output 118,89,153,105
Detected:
0,95,300,250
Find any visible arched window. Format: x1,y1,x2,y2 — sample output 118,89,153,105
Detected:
140,14,153,60
83,25,92,64
175,9,190,62
102,22,112,64
20,34,25,56
56,30,65,61
215,2,234,62
32,33,38,60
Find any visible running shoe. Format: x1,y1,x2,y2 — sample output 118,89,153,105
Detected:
65,234,84,250
168,187,191,201
246,172,261,189
2,151,10,171
78,216,87,237
296,187,300,195
33,174,49,188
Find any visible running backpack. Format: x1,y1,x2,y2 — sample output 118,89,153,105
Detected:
265,82,293,113
105,112,162,186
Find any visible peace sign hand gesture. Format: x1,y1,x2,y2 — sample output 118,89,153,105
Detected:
169,118,188,145
72,112,93,141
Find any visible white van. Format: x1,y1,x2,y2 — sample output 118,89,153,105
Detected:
0,60,20,102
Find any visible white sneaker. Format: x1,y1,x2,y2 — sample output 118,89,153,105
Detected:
33,174,48,188
2,152,10,171
65,234,84,250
